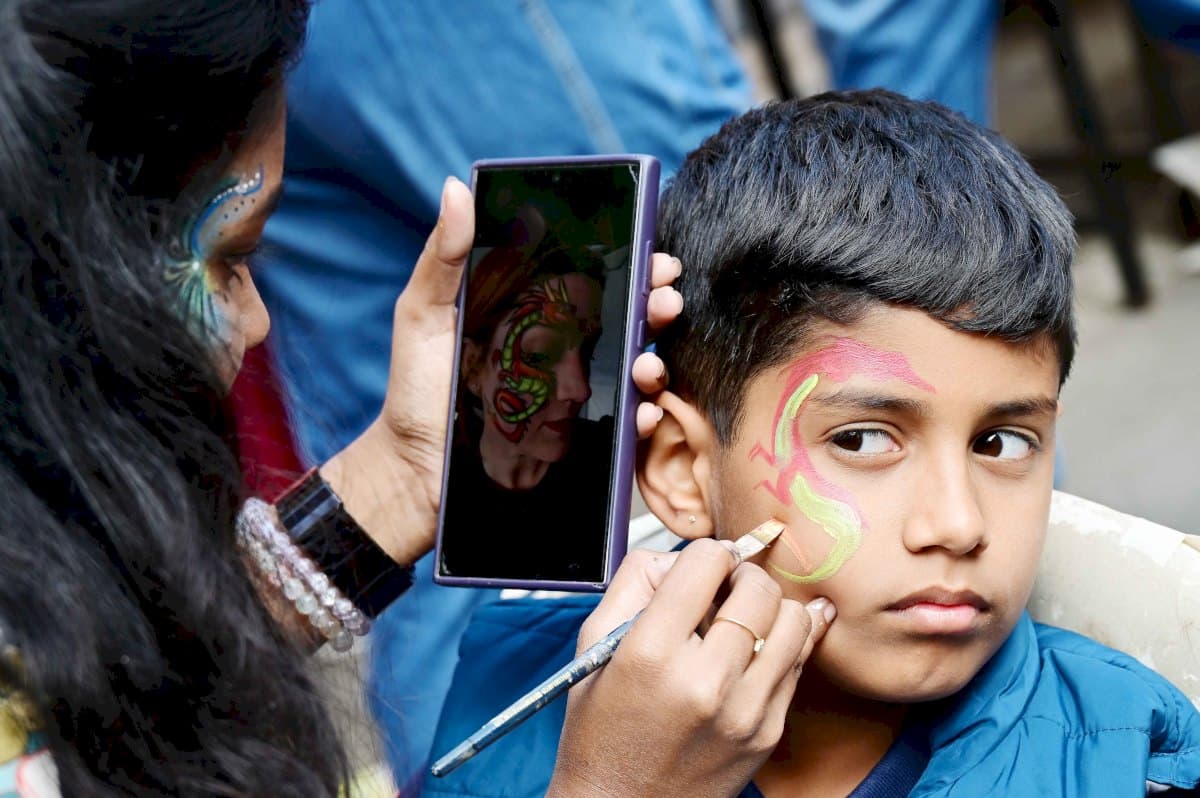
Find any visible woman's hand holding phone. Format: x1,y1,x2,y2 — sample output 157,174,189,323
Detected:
548,541,836,798
320,176,685,567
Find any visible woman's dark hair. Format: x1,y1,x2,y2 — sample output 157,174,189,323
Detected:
0,1,349,795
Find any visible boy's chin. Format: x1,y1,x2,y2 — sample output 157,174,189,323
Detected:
811,649,988,705
850,674,975,704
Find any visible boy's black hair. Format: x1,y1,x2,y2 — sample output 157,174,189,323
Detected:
656,90,1076,445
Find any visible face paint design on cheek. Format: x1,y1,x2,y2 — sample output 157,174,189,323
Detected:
749,338,935,583
163,165,265,343
489,277,576,442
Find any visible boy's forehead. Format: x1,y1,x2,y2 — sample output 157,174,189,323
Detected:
772,307,1060,397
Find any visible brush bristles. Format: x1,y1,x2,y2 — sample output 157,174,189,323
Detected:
732,519,786,563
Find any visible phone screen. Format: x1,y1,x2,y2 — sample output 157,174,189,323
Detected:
438,161,646,585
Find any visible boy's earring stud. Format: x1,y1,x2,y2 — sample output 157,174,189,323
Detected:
688,514,697,525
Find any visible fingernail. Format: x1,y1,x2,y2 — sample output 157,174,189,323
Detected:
440,176,454,214
657,361,667,381
809,597,837,624
656,406,665,421
670,289,684,314
671,257,683,278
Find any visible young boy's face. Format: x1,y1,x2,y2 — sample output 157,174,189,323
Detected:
645,304,1061,704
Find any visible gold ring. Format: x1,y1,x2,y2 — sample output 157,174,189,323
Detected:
711,616,766,653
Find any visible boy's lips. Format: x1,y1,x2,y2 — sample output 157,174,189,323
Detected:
885,588,990,635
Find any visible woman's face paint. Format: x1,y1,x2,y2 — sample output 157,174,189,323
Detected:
472,272,603,473
749,338,935,583
161,104,285,389
488,276,581,442
165,166,266,344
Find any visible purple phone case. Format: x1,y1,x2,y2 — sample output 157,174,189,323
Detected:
433,154,660,592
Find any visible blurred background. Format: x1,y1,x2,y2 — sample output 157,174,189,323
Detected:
715,0,1200,533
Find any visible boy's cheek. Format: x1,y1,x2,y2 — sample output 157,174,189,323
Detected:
761,518,841,590
717,448,866,591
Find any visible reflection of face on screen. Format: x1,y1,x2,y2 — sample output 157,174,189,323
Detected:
441,164,638,583
463,271,603,488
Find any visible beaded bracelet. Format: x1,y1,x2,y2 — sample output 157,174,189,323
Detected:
236,498,370,651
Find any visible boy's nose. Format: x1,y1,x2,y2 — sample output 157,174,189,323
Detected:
901,453,987,557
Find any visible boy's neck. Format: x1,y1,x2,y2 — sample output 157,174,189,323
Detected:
754,670,907,798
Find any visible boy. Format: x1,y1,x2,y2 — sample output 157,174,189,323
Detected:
423,91,1200,797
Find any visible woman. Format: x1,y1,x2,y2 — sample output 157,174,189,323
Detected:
0,1,828,795
459,245,607,488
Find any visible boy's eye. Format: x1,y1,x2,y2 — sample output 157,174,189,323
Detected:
972,430,1036,460
830,429,899,454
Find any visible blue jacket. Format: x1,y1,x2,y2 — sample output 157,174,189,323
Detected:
423,597,1200,797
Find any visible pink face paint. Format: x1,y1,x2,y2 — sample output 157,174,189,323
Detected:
787,337,935,392
750,337,934,583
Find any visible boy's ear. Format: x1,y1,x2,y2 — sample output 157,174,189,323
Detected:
637,390,719,540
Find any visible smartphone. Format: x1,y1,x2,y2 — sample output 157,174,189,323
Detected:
434,155,660,591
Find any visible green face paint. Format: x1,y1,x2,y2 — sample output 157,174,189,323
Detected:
748,338,936,583
490,277,575,442
750,373,862,584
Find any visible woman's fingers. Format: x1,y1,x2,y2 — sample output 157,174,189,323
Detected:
636,401,666,439
649,253,683,288
701,563,784,677
627,539,740,648
647,253,683,329
399,176,474,312
632,348,668,388
747,597,834,689
647,285,684,330
557,541,837,798
577,549,679,652
632,253,682,441
751,598,837,740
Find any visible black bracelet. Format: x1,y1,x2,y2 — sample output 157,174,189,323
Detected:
273,468,414,620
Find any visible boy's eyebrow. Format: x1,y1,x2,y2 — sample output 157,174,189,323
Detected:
983,396,1059,419
810,389,929,417
809,390,1059,420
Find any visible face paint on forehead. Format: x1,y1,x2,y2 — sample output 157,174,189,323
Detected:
164,165,265,343
787,336,935,392
749,337,934,583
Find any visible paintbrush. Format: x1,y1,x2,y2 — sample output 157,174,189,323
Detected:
429,519,787,778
